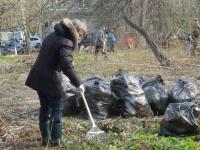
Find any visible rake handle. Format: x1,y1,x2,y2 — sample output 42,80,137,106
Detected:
81,92,97,128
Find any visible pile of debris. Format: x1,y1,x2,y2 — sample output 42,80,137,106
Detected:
63,72,153,119
62,71,200,136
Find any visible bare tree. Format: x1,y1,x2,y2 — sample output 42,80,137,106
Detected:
124,15,170,66
0,0,19,17
94,0,170,66
124,0,170,66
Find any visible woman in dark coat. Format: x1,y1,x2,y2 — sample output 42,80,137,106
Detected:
25,18,87,146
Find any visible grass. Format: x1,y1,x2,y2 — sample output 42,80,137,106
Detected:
0,55,18,63
74,48,200,79
0,55,30,86
74,49,157,78
0,48,200,150
61,117,200,150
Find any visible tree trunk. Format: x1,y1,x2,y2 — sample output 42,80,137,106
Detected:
139,0,148,48
139,0,148,28
123,15,170,67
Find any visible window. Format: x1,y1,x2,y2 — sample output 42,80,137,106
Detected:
79,0,89,9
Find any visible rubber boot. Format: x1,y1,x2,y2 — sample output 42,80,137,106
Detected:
51,123,62,146
51,123,73,147
39,122,51,146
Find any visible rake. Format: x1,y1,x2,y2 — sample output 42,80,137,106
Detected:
80,92,107,140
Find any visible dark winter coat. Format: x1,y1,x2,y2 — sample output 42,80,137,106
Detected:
25,19,81,97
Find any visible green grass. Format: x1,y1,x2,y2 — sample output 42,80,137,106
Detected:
0,55,18,63
73,49,156,78
0,72,21,85
61,117,200,150
73,48,200,79
0,55,27,86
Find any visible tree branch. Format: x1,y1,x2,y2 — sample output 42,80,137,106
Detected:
123,15,170,67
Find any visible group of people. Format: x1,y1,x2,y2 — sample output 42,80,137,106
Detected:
78,27,117,60
94,27,117,60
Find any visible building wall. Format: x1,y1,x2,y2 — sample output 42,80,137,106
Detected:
41,0,100,39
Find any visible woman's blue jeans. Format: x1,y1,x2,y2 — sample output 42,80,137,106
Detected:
37,91,64,143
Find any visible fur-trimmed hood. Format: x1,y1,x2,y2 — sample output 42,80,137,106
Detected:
54,18,78,49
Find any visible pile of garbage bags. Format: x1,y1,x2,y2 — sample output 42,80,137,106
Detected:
62,71,200,136
62,72,153,119
159,79,199,136
141,76,199,135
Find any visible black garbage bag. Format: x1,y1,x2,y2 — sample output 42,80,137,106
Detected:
61,74,76,93
63,75,116,119
142,75,169,116
81,75,116,119
159,102,200,136
141,75,164,89
110,72,153,117
63,95,82,116
168,79,198,103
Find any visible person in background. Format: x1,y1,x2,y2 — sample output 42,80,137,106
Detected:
25,18,87,147
94,27,108,60
107,29,117,52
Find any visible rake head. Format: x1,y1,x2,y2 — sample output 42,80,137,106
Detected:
85,126,108,140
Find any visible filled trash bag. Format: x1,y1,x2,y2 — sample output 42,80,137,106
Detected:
63,95,82,116
142,75,169,116
110,72,153,117
81,75,116,119
168,79,199,103
141,75,164,89
159,102,200,136
63,75,116,119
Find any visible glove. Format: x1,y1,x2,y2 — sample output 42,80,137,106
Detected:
77,84,85,93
